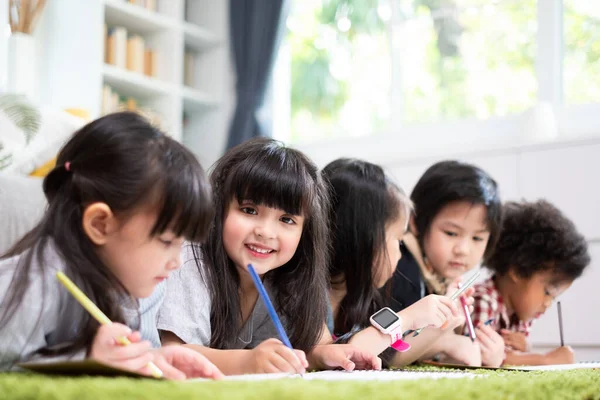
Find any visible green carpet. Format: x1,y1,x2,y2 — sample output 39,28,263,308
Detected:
1,367,599,400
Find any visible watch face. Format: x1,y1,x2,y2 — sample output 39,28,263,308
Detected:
372,308,399,329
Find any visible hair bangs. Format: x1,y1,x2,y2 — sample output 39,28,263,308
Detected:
150,156,213,242
227,152,311,217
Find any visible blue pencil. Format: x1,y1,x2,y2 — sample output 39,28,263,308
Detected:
247,264,293,349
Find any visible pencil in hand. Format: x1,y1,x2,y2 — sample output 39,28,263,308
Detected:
457,282,476,342
55,272,163,378
247,264,305,374
557,301,564,347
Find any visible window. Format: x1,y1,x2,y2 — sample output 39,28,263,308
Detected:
396,0,536,122
274,0,600,144
286,0,391,142
564,0,600,105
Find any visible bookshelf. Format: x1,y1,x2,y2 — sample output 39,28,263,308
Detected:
35,0,228,146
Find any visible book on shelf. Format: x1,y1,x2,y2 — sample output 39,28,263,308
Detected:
126,34,145,74
102,85,121,116
126,0,157,12
184,51,195,87
144,49,156,77
106,26,127,69
103,24,108,64
126,97,137,111
144,0,157,12
101,84,164,130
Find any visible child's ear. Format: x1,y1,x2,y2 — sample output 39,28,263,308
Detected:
409,216,418,236
507,267,521,283
82,202,117,245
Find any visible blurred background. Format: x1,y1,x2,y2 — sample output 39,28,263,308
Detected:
0,0,598,361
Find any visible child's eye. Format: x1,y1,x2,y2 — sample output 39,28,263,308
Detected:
444,231,457,237
473,236,485,242
159,238,173,246
241,207,257,215
280,216,296,225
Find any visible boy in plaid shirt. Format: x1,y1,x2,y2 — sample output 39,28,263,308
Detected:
468,200,590,365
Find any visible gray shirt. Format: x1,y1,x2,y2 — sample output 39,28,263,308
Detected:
0,243,164,370
158,243,287,349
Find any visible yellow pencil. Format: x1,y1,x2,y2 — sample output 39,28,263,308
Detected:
56,271,163,379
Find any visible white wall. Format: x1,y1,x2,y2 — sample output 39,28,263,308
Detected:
0,0,7,91
298,134,600,362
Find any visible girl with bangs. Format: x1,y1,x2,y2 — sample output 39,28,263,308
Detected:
323,159,465,367
0,112,222,380
159,138,381,375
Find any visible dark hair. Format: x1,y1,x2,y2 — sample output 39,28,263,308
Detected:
411,160,502,261
197,137,330,351
486,200,590,281
0,111,213,361
323,159,412,334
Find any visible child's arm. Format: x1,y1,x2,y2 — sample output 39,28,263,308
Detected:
307,324,382,371
0,265,89,368
346,294,460,360
500,330,530,352
475,324,505,367
504,346,575,366
162,330,306,375
415,330,482,367
387,326,449,366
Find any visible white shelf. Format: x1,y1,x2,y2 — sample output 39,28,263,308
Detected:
104,0,175,33
182,86,219,111
103,64,173,99
37,0,226,148
183,22,219,52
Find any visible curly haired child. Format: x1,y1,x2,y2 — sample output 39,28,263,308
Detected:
469,200,590,365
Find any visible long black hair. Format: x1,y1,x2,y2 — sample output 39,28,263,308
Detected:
323,159,411,335
198,138,330,351
0,111,213,360
411,160,502,261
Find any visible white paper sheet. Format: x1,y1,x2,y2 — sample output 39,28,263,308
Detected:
302,370,477,381
188,369,478,382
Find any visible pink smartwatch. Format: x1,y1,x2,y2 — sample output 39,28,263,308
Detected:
370,307,411,352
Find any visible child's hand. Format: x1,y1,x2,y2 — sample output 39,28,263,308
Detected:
544,346,575,365
310,344,382,371
445,280,476,331
445,279,476,302
149,345,224,380
247,338,308,374
400,294,460,331
89,323,154,374
443,334,482,367
501,330,530,352
475,324,505,367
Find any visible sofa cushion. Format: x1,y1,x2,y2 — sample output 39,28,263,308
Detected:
0,173,46,254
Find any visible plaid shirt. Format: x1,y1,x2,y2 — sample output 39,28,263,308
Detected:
467,277,533,337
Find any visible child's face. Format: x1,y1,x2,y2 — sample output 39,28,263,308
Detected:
422,201,490,281
374,216,408,288
98,209,183,298
509,270,572,322
222,199,304,276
